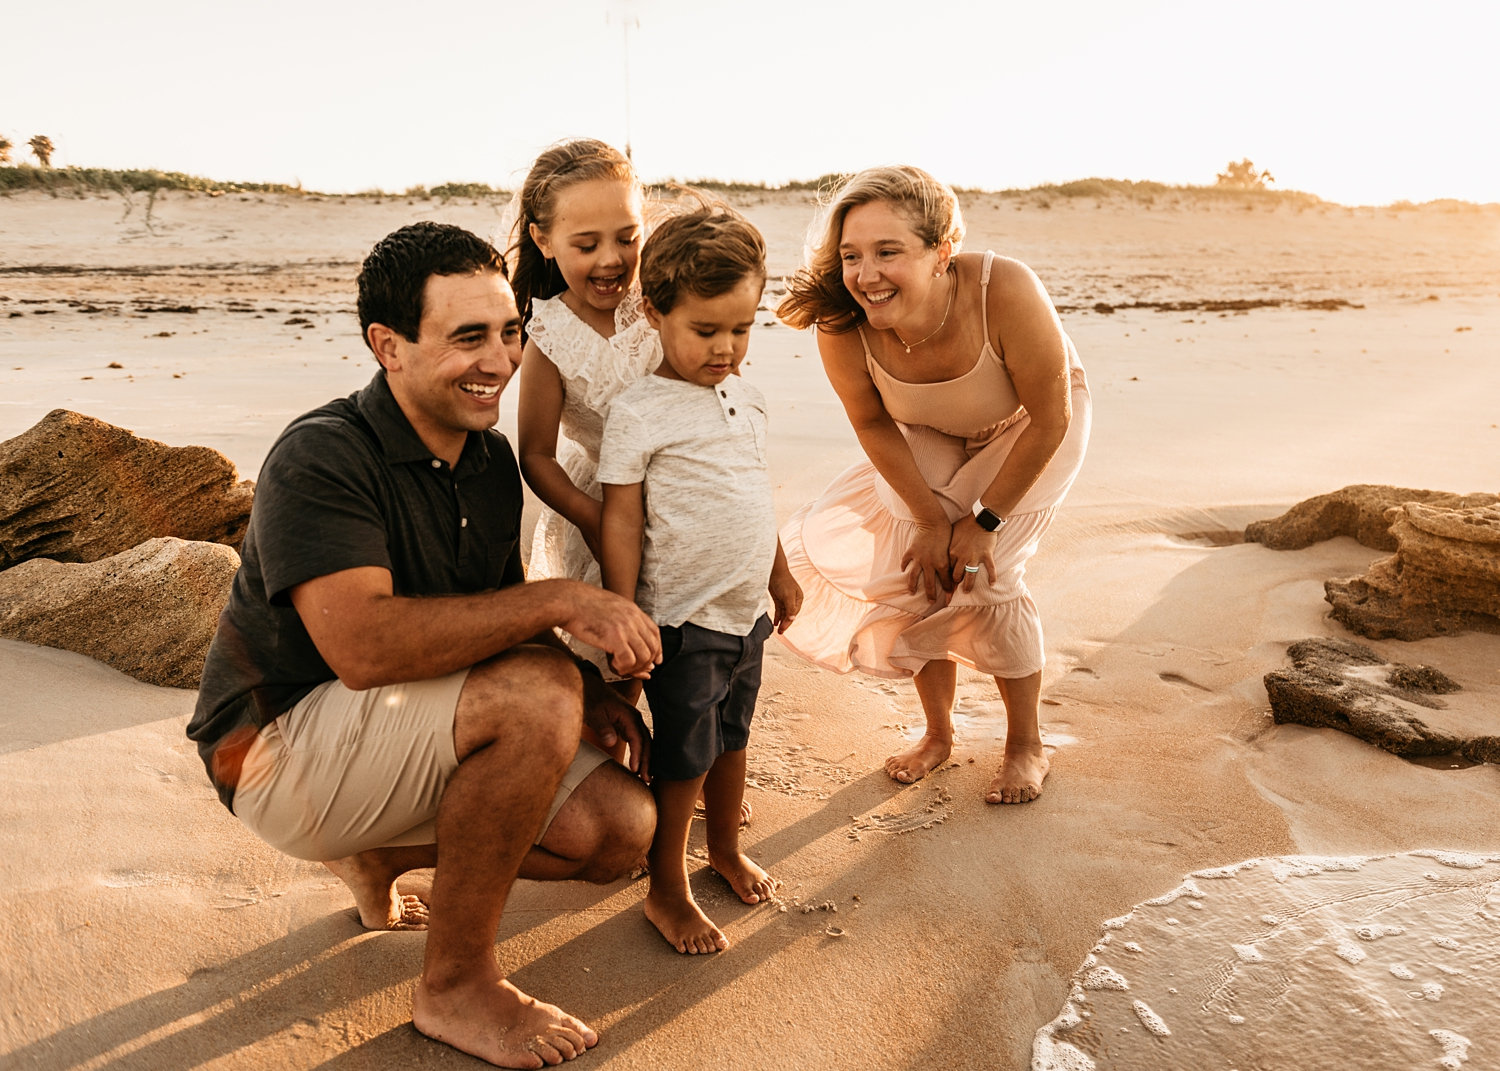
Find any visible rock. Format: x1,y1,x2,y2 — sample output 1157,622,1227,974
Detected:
0,409,254,570
1245,485,1498,551
1265,637,1493,764
0,537,238,688
1325,502,1500,640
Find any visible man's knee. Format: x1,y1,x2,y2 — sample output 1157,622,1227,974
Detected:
573,766,655,883
454,645,584,761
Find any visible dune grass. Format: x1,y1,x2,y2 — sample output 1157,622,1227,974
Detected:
1,165,1486,210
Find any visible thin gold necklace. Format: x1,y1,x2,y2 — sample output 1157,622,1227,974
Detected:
892,271,955,354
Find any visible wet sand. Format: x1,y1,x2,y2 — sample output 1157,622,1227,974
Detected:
2,187,1498,1069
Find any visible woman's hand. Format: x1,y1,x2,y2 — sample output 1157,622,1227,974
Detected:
948,515,998,594
901,519,955,602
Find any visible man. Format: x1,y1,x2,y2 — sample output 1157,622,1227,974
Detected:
188,222,660,1068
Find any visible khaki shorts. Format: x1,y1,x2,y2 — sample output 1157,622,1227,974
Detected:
232,669,609,861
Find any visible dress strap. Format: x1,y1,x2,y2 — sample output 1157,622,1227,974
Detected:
980,250,996,345
857,326,876,375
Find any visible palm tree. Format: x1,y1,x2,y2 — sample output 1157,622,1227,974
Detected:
0,136,12,164
28,135,55,168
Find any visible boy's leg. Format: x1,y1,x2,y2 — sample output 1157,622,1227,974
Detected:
703,748,777,904
644,774,727,954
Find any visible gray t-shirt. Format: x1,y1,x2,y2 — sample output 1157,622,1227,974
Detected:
598,374,776,635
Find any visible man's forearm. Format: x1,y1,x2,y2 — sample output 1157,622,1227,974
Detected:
295,572,585,690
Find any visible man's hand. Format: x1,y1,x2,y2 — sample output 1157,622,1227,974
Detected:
580,671,652,781
559,583,662,679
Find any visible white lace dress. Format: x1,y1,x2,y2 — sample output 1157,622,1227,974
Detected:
526,288,661,597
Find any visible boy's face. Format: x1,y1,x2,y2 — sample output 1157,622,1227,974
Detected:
645,275,764,387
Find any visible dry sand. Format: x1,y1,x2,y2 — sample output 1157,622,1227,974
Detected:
2,186,1498,1070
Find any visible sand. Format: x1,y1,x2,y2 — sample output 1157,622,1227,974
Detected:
2,186,1498,1070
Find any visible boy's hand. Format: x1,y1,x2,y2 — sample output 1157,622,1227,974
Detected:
769,566,804,634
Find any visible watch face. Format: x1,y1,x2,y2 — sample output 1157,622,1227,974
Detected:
976,507,1003,532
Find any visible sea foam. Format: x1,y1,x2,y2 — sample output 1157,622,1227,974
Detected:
1032,851,1499,1071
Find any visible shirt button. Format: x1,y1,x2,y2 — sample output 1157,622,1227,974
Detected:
430,459,441,469
461,517,468,527
728,407,736,415
720,390,727,397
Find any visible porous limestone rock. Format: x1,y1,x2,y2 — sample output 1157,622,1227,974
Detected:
1245,485,1498,551
1325,502,1500,641
0,409,254,569
0,537,238,688
1264,637,1494,764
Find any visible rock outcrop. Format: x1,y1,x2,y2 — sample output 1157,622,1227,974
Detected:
1264,637,1496,764
1245,484,1499,551
0,537,238,688
1325,502,1500,641
0,409,254,570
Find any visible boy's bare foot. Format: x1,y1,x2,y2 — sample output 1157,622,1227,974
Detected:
413,972,596,1068
884,733,952,784
985,740,1050,804
644,886,728,954
708,848,779,905
323,855,430,930
694,795,753,826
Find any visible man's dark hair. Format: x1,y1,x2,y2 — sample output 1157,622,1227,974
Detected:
357,222,506,349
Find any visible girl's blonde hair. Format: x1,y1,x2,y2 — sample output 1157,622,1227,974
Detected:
777,165,965,332
505,138,640,331
640,195,765,315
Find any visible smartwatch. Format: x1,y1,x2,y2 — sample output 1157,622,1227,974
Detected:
974,505,1006,532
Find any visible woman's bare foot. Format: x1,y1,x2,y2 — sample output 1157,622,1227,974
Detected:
413,972,596,1068
708,848,779,905
985,740,1050,804
323,855,430,930
884,733,952,784
644,886,728,954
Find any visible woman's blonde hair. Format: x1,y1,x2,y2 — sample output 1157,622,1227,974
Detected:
777,165,965,332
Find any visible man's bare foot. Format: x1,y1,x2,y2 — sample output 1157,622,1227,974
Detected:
644,886,728,954
884,733,952,784
708,848,779,905
323,856,430,930
986,740,1050,804
413,973,596,1068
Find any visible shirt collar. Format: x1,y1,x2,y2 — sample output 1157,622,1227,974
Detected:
355,370,492,474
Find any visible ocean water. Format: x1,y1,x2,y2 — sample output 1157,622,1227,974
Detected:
1033,852,1499,1071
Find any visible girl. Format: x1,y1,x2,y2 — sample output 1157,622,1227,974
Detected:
508,139,660,654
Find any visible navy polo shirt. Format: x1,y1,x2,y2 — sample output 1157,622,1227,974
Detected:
188,370,524,810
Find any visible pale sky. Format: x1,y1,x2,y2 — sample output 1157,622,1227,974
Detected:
4,0,1497,205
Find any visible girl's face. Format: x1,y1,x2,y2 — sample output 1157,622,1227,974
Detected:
838,199,948,330
531,177,643,317
645,275,763,387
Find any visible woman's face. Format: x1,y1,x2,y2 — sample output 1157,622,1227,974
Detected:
838,200,945,329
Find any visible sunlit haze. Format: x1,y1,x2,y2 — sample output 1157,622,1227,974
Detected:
4,0,1497,205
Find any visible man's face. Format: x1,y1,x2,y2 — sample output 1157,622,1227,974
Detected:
382,270,522,464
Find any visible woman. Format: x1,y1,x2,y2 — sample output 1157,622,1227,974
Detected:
776,166,1091,804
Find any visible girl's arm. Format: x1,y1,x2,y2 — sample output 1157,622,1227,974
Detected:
948,257,1073,590
517,339,605,559
819,328,953,601
599,481,646,604
768,537,803,633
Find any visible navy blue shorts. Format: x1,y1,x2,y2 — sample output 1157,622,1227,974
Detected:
644,614,773,781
